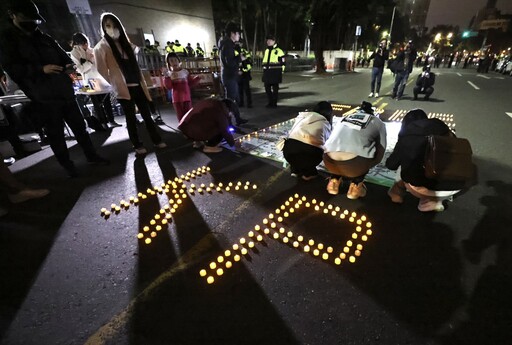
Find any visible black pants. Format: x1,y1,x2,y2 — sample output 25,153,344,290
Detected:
282,139,323,177
118,86,162,148
90,94,115,124
238,77,252,106
38,99,97,166
413,86,434,99
264,83,279,106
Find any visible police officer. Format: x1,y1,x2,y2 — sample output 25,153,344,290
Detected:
0,0,109,177
173,39,187,57
195,43,205,58
238,43,253,108
219,22,241,106
262,34,285,108
185,43,195,57
165,41,174,53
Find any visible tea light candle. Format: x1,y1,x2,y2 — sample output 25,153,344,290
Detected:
334,258,341,265
287,231,293,238
305,202,311,207
277,217,283,222
355,250,361,256
217,256,224,263
150,220,156,225
104,211,110,216
356,244,363,250
273,233,279,239
323,209,328,214
225,261,232,268
343,247,350,253
279,227,285,234
101,207,107,213
314,206,320,211
263,218,268,224
254,225,261,231
224,250,231,257
346,240,353,247
239,238,246,244
145,238,151,244
115,206,121,212
207,276,214,284
248,231,254,237
271,222,277,228
143,226,150,232
264,228,270,234
297,235,304,242
322,253,329,260
256,235,263,241
313,249,320,256
317,243,324,250
352,233,358,239
362,235,368,241
248,241,255,248
339,253,346,259
137,233,144,239
293,241,299,248
209,262,217,269
283,237,289,244
366,222,372,228
241,248,248,255
216,268,224,276
199,269,207,277
225,187,231,191
304,245,310,252
366,230,373,236
308,239,315,246
252,184,257,189
156,225,162,231
349,256,356,263
155,214,161,220
232,244,239,250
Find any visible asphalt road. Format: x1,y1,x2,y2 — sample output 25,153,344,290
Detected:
1,66,511,345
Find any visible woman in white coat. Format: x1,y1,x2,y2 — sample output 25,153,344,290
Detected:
94,13,166,155
70,32,120,129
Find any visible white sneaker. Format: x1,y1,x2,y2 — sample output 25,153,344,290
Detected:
368,92,374,97
203,145,222,153
326,178,341,195
135,147,147,155
8,188,50,204
155,142,167,149
375,92,379,97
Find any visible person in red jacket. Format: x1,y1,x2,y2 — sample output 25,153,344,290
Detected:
178,98,235,153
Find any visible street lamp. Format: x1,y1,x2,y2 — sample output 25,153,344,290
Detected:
382,31,388,38
447,32,453,39
434,33,442,42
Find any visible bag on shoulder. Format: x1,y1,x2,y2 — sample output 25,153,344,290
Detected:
424,135,476,186
387,58,397,73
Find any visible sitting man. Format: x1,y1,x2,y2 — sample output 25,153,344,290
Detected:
413,65,435,100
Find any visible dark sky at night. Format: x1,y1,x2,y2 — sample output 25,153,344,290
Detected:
425,0,512,29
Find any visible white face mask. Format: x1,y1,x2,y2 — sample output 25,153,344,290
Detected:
106,27,120,40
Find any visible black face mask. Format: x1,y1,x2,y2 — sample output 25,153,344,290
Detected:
19,21,39,32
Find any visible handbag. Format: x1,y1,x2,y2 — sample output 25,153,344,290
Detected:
424,135,476,184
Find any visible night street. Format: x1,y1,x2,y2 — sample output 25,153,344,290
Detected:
1,66,511,345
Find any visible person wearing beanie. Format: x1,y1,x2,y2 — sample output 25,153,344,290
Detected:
282,101,333,180
323,101,386,198
262,34,285,108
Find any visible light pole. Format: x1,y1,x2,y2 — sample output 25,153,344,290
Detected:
388,6,396,49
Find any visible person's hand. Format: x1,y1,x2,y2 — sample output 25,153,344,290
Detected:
43,64,63,74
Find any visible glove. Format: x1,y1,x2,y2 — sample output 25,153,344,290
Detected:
80,58,87,64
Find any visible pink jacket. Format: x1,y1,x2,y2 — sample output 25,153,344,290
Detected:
163,69,200,103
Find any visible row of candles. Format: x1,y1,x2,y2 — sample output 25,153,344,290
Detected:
100,165,260,245
200,193,374,284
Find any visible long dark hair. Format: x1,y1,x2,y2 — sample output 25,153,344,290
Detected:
100,12,140,79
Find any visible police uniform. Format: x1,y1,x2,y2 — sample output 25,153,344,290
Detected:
195,44,205,58
262,36,285,107
238,47,252,107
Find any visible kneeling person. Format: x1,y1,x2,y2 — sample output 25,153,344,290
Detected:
178,98,235,153
283,101,332,180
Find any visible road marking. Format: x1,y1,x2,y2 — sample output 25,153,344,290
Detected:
496,77,505,80
457,73,462,76
506,112,512,119
476,74,491,79
467,81,480,90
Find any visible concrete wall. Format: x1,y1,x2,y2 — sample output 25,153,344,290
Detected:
86,0,215,54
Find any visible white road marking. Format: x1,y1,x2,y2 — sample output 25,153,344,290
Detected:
496,77,505,80
476,74,491,79
506,112,512,119
467,81,480,90
457,73,462,76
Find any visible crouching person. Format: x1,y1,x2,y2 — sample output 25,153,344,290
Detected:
282,101,332,181
178,98,235,153
323,101,387,198
385,109,462,212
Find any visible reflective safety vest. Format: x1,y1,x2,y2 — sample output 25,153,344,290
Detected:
262,44,285,72
173,44,187,55
196,47,205,57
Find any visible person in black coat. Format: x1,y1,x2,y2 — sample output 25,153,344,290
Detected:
413,65,435,100
385,109,462,212
0,0,108,177
219,22,241,105
391,40,417,100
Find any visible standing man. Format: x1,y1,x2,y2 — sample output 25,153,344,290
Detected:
185,43,195,57
238,43,253,108
219,22,241,106
368,39,389,98
0,0,108,177
195,43,205,58
391,40,417,100
262,34,285,108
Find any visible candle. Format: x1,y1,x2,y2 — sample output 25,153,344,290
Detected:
352,233,358,239
101,208,107,213
248,231,254,237
254,225,261,231
209,262,217,269
322,253,329,260
234,254,241,262
156,225,162,231
155,214,161,220
277,217,283,222
271,222,277,229
327,246,333,253
264,228,270,234
239,238,246,244
199,269,207,277
143,226,150,232
104,211,110,216
287,231,293,238
334,258,341,265
145,238,151,244
207,276,214,284
355,250,361,256
366,222,372,228
339,253,346,259
217,256,224,263
216,268,224,276
349,256,356,263
283,237,289,244
343,247,350,253
150,220,156,225
317,243,324,250
293,241,299,248
137,233,143,239
248,241,255,248
232,244,239,250
304,245,310,252
313,249,320,256
366,230,373,236
241,248,248,255
308,239,315,246
257,235,263,242
297,235,304,242
225,261,232,268
279,227,285,234
362,235,368,241
273,233,279,239
346,240,353,247
224,250,231,257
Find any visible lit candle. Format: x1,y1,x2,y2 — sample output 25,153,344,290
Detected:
366,230,373,236
287,231,293,238
327,246,333,253
241,248,248,255
143,226,150,232
101,207,107,213
317,243,324,250
339,253,346,259
271,222,277,229
273,233,279,239
199,269,207,277
224,250,231,257
248,241,255,248
349,217,354,222
343,247,350,253
283,237,289,244
366,222,372,228
257,235,263,242
264,228,270,234
217,256,224,263
355,250,361,256
209,262,217,269
297,235,304,242
334,258,341,265
156,225,162,231
239,238,246,244
207,276,214,284
252,184,257,189
293,241,299,248
305,202,311,207
216,268,224,276
248,231,254,237
308,239,315,246
104,211,110,216
225,261,232,268
268,213,274,219
352,233,358,239
155,214,161,220
137,233,143,239
313,249,320,256
279,227,285,234
145,238,151,244
349,256,356,263
115,206,121,212
314,206,320,211
150,220,156,225
362,235,368,241
322,253,329,260
254,225,261,231
304,245,310,252
277,217,283,222
232,244,239,250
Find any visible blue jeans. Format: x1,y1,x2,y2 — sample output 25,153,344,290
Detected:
392,71,410,98
370,67,384,93
222,78,240,105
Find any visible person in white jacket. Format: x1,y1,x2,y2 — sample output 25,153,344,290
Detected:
93,13,166,155
282,101,332,180
323,101,387,198
70,32,120,129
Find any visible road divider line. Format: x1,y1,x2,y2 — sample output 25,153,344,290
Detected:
506,112,512,119
457,73,462,76
467,81,480,90
476,74,491,79
496,77,505,80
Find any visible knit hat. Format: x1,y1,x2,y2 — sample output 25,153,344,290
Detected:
359,101,374,115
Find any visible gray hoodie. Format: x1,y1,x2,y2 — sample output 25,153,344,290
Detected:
288,111,331,148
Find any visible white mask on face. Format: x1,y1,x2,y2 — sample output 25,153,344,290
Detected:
106,27,120,40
